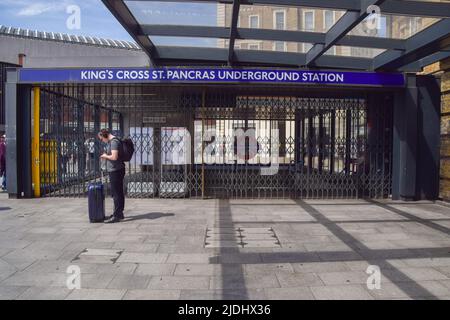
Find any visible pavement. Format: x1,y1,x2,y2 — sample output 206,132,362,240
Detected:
0,192,449,300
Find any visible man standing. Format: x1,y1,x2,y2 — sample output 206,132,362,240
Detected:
0,135,6,191
98,129,125,223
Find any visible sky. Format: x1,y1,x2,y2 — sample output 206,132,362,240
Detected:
0,0,218,44
0,0,132,40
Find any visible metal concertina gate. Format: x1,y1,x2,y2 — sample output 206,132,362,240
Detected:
35,84,393,199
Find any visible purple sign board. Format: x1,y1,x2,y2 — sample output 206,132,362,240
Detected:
18,68,405,87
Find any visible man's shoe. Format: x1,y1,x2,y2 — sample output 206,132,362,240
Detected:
104,216,121,223
104,215,113,221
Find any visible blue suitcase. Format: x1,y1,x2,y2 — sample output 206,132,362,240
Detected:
88,182,105,223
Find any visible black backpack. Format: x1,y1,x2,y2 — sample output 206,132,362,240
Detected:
113,137,134,162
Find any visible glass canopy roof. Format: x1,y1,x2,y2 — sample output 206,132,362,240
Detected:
348,14,441,39
125,1,233,27
103,0,450,71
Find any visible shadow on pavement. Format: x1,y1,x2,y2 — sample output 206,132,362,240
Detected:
293,200,439,299
214,199,249,300
208,200,446,299
123,212,174,222
366,199,450,235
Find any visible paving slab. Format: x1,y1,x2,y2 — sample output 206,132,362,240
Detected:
179,289,267,300
393,267,449,282
0,286,29,300
17,287,71,300
243,240,281,248
65,288,126,300
107,275,151,290
292,262,351,273
166,254,213,264
265,287,315,300
368,281,450,299
174,264,222,276
78,248,123,257
310,285,374,300
216,253,262,264
148,276,210,290
111,243,158,252
123,289,181,300
210,274,280,290
1,271,67,287
276,272,324,287
205,241,242,248
240,228,274,234
0,259,18,282
206,234,240,241
77,273,116,289
72,255,118,264
116,252,168,264
319,270,381,286
242,234,278,240
135,263,176,276
207,228,239,234
244,263,294,275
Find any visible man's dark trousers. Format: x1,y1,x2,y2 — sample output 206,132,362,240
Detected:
109,168,125,218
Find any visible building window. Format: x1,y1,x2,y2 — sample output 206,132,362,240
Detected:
303,10,315,52
409,17,421,36
303,43,313,52
249,15,259,28
350,47,370,58
274,41,286,52
274,10,286,30
324,11,335,54
248,43,260,50
324,10,334,31
379,16,387,37
303,10,315,31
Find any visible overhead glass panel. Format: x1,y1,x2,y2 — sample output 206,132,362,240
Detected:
238,5,346,32
349,14,441,39
325,46,386,59
234,39,313,53
125,1,232,27
152,36,222,48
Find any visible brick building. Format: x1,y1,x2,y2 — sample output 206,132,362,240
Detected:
423,58,450,201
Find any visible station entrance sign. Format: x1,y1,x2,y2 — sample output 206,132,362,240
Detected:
18,67,405,87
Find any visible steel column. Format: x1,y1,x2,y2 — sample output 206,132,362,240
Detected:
392,75,418,200
5,69,32,198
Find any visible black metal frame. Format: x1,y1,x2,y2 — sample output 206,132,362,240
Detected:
102,0,450,70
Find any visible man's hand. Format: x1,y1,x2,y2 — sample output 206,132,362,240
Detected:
100,151,118,161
